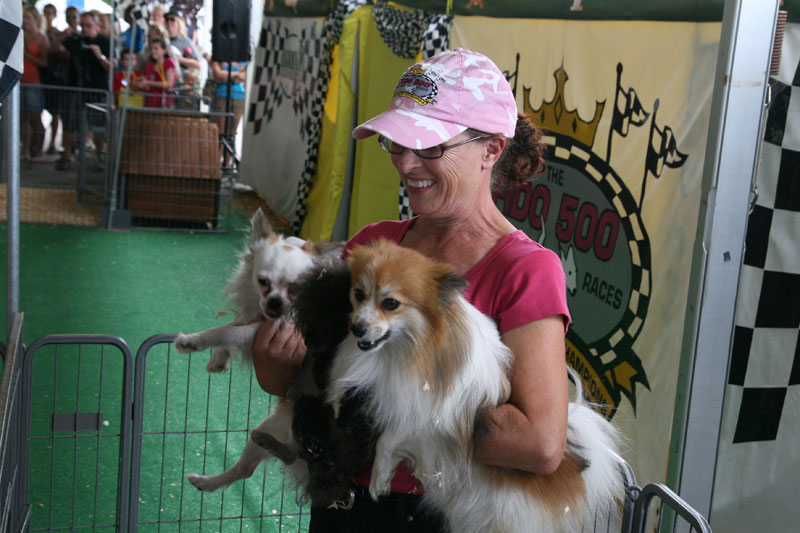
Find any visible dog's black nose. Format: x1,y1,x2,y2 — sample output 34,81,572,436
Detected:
266,297,283,312
350,322,366,338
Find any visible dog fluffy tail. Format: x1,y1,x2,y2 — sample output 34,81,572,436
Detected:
566,367,625,526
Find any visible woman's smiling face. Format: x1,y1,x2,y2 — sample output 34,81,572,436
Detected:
390,132,493,219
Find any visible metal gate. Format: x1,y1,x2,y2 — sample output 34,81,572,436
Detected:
9,331,709,532
18,333,309,532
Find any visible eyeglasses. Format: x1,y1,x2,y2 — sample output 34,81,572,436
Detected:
166,17,178,22
378,134,488,160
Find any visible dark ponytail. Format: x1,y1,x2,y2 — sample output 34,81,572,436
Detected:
491,113,546,190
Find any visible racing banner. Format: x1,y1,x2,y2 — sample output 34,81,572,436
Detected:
452,17,720,485
241,16,325,224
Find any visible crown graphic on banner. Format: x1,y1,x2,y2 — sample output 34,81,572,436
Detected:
523,66,605,149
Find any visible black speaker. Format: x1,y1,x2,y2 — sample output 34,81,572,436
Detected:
211,0,251,62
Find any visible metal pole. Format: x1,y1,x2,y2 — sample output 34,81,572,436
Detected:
4,84,21,337
667,0,780,527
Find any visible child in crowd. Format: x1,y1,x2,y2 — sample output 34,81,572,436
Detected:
113,49,144,108
136,38,176,108
175,67,201,110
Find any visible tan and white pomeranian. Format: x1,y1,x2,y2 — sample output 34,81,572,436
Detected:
174,208,335,373
328,239,624,533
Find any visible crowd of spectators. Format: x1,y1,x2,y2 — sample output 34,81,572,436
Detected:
19,2,240,170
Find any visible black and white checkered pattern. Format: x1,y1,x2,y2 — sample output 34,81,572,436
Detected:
248,1,366,233
290,0,367,233
0,0,23,103
727,59,800,443
247,19,323,139
117,0,149,30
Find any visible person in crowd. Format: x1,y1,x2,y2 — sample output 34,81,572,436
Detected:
97,12,114,40
251,49,568,532
119,5,145,53
41,3,63,154
57,11,110,170
150,4,167,27
165,9,202,80
63,6,80,38
136,38,177,108
174,66,200,110
210,59,246,165
113,49,144,108
136,23,172,73
20,5,49,162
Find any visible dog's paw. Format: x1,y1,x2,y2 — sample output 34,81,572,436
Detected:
206,347,231,373
174,334,200,353
186,473,219,492
368,471,393,501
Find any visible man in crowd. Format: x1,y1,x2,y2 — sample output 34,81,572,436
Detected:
57,11,110,170
119,5,145,53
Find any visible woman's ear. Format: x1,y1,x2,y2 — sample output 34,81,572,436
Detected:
481,136,507,170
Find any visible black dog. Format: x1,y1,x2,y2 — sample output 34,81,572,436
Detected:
253,257,378,507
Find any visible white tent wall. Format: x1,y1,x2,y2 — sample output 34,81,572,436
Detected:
710,21,800,533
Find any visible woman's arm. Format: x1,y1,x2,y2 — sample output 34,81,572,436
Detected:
211,61,230,83
165,61,177,88
252,319,307,397
473,315,569,474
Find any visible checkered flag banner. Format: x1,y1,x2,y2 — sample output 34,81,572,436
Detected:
117,0,149,30
289,0,368,233
0,0,23,103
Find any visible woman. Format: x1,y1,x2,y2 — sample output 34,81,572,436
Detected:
210,60,246,165
165,11,202,78
150,4,168,27
252,49,570,531
20,6,49,162
137,38,176,108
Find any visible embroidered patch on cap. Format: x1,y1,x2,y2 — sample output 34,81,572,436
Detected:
393,67,439,106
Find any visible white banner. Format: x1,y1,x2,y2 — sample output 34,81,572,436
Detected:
240,16,325,223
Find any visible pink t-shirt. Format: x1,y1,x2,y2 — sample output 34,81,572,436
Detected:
345,217,571,493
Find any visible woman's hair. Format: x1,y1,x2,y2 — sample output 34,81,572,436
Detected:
150,4,168,20
23,5,43,29
148,22,170,43
470,113,546,191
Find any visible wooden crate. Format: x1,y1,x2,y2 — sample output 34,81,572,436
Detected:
126,175,220,224
120,110,220,223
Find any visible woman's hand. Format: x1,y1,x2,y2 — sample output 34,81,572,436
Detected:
252,319,306,397
473,316,569,474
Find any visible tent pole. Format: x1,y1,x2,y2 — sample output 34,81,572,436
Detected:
4,84,20,337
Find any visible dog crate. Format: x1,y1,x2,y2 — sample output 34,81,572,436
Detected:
118,109,230,231
0,323,711,532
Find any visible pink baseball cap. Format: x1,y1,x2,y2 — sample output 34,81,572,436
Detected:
352,48,517,149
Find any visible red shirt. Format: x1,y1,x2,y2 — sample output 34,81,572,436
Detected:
144,57,176,107
343,217,571,493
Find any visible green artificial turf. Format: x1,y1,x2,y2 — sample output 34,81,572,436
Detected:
1,213,310,532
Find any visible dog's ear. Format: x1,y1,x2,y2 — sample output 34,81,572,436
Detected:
250,208,273,242
437,271,469,295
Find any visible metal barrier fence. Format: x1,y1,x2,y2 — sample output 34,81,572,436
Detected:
0,314,31,532
5,331,711,532
9,84,111,226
